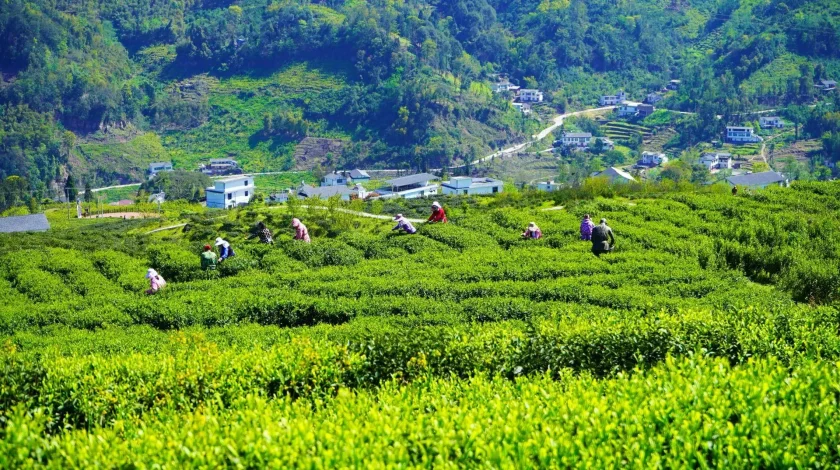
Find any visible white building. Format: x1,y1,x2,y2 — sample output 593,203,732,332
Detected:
726,126,762,143
617,101,641,117
536,181,562,192
667,79,681,90
560,132,592,148
599,90,626,106
322,172,349,187
206,176,254,209
759,116,784,129
518,89,544,102
816,79,837,91
512,102,532,114
377,173,439,199
492,81,520,93
592,167,637,184
148,161,173,178
441,177,504,196
645,93,663,105
638,152,668,167
699,152,733,171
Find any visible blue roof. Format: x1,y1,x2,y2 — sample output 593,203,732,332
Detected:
727,171,787,187
0,214,50,233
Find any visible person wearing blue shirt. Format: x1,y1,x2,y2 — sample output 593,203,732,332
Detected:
215,237,235,262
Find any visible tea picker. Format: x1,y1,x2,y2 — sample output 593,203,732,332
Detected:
579,214,595,241
392,214,417,234
215,237,235,262
292,218,311,243
145,268,167,295
590,218,615,257
427,201,447,223
521,222,542,239
201,244,218,270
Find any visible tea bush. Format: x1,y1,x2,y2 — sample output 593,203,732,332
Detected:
1,181,839,464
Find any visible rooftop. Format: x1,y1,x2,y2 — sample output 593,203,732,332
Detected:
442,177,503,189
149,161,172,166
727,171,787,187
596,167,637,182
349,169,370,179
385,173,438,187
564,132,592,138
216,175,252,183
299,184,354,198
0,214,50,233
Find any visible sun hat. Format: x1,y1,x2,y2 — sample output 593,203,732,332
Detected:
394,214,403,220
528,222,536,228
145,268,158,279
214,237,225,246
432,201,441,209
292,218,301,227
600,218,607,224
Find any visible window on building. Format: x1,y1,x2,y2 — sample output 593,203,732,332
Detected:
245,191,249,197
245,180,249,186
492,187,499,193
227,193,232,200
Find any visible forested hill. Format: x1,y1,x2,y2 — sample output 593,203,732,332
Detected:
2,0,840,194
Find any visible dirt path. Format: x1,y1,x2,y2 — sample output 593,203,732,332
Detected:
84,212,159,219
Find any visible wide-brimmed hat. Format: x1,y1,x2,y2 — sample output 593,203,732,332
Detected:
431,201,441,209
394,214,403,220
292,218,301,227
145,268,158,279
600,218,607,224
214,237,225,246
528,222,536,228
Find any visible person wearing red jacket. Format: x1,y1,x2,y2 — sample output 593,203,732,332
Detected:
428,201,447,223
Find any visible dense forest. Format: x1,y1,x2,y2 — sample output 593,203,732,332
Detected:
1,0,840,202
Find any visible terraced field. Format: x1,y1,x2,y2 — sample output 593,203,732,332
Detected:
1,182,840,466
602,121,653,142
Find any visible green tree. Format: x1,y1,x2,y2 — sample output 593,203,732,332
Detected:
65,175,78,202
84,181,93,203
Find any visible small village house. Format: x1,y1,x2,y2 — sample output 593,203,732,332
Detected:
148,161,173,179
560,132,593,149
599,90,626,106
759,116,784,129
536,181,562,192
592,167,637,184
298,183,356,201
518,89,544,102
727,171,788,189
349,169,371,182
205,176,254,209
815,79,837,91
726,126,762,143
441,177,504,196
322,172,349,187
377,173,439,199
617,102,654,118
492,81,520,93
667,79,681,90
699,152,733,171
637,152,668,168
645,93,663,105
512,102,532,114
201,158,241,176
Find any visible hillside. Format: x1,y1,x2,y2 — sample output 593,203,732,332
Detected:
2,0,840,196
1,182,840,464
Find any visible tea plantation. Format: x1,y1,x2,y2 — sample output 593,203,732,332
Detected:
2,182,840,467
